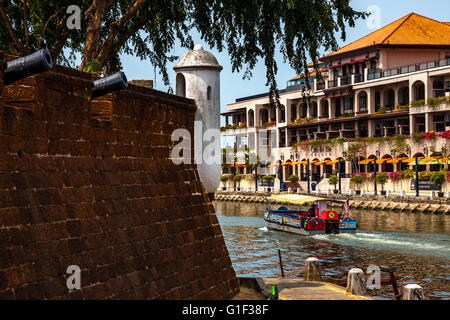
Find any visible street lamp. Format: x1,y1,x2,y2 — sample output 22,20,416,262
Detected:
233,142,237,192
442,143,448,171
339,148,346,194
307,159,310,194
374,147,380,196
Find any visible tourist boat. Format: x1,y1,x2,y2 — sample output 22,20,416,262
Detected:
263,199,357,236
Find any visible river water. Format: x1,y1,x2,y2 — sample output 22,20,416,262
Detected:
214,201,450,300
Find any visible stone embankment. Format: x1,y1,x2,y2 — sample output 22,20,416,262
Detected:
214,191,450,214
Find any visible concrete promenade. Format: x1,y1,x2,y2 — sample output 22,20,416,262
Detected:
214,191,450,214
257,278,373,300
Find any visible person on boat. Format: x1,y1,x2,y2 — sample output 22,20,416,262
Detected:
308,203,316,218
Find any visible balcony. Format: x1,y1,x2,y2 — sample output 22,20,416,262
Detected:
341,75,352,86
316,82,325,90
369,58,450,81
409,97,450,114
328,79,338,88
368,68,382,80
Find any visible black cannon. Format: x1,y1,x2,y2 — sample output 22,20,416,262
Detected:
91,71,128,99
3,49,53,85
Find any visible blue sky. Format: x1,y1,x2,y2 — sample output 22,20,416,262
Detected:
119,0,450,120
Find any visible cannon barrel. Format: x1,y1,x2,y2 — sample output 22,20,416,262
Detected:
91,72,128,99
4,49,53,85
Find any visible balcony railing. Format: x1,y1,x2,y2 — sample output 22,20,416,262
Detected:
328,79,338,88
367,68,382,80
354,73,363,83
316,82,325,90
341,75,352,85
369,58,450,81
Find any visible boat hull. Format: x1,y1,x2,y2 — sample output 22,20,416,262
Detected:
265,220,357,236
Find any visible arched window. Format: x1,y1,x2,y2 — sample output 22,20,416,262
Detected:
311,102,318,118
384,89,395,108
321,100,329,117
358,91,367,112
291,104,297,122
413,81,425,101
248,109,255,127
176,73,186,97
375,92,381,111
207,86,212,100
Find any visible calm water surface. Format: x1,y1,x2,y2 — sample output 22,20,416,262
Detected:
214,201,450,300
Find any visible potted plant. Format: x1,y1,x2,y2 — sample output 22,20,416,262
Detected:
288,174,300,188
351,174,363,195
263,175,275,192
328,175,339,194
430,170,445,197
375,173,388,195
233,175,243,191
220,175,229,191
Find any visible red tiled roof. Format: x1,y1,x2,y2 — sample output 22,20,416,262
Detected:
322,13,450,59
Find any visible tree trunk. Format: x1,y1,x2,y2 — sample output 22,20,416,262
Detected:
304,257,322,281
346,268,366,296
402,284,424,300
82,0,107,70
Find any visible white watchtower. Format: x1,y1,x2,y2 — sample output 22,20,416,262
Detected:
174,44,223,194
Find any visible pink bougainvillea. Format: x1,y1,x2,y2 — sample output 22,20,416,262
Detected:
388,171,404,182
439,130,450,140
424,131,438,140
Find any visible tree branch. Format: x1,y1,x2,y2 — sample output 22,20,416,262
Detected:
0,1,26,54
96,0,148,65
21,0,29,53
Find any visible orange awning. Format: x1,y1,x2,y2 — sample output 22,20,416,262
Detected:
386,157,408,164
314,160,331,165
376,158,392,164
292,161,302,165
421,156,441,163
359,159,374,165
268,163,279,168
402,157,424,163
326,160,339,165
281,161,293,166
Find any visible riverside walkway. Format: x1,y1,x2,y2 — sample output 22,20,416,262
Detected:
257,278,374,300
214,192,450,214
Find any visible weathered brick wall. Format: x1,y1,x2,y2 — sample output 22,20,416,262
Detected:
0,52,238,299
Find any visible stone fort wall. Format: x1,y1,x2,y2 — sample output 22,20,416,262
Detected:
0,51,238,299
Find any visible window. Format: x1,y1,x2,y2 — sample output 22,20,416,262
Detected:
176,73,186,97
359,93,367,111
375,92,381,111
207,86,212,100
291,104,297,121
344,98,353,111
335,99,341,117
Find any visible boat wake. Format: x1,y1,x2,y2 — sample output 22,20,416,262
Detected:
258,227,269,232
312,232,450,258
